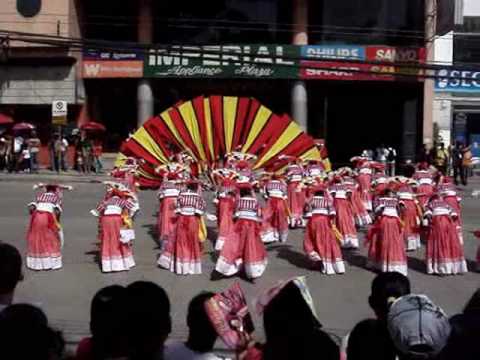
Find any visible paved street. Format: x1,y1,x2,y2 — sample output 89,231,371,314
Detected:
0,174,479,349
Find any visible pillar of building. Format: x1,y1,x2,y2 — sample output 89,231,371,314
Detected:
292,0,308,132
402,98,418,162
137,0,154,127
423,0,436,147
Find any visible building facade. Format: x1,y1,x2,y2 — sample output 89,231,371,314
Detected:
1,0,428,163
434,0,480,158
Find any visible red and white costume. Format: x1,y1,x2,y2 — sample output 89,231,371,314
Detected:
157,179,183,244
26,188,65,270
214,177,237,251
424,198,467,275
367,196,407,276
158,189,206,275
304,194,345,274
215,194,268,279
330,183,359,248
413,169,435,208
261,178,289,243
372,172,389,197
285,163,306,227
437,181,463,244
355,160,374,211
397,184,422,251
343,177,372,227
95,193,139,272
305,161,325,179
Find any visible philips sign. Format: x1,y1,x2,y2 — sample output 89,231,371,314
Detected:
435,69,480,92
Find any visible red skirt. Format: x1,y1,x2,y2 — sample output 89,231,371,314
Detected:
261,198,289,243
157,197,177,243
357,174,372,210
287,182,306,227
401,199,421,251
367,216,407,275
350,190,372,226
158,215,202,275
416,184,434,207
216,219,267,279
100,215,135,272
216,196,235,251
426,215,467,275
334,198,358,248
26,211,62,270
444,195,463,244
304,214,345,274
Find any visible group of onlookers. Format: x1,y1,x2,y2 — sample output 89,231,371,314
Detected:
0,241,479,360
419,141,474,185
0,132,103,174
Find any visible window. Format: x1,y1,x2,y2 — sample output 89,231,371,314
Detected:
17,0,41,18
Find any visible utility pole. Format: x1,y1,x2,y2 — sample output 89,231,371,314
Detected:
423,0,437,148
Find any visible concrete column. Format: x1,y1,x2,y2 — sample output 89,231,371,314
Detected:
423,0,436,147
292,0,308,131
402,98,418,162
137,0,153,127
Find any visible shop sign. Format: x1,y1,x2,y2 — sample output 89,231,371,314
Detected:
83,50,144,78
301,45,365,61
365,46,425,77
299,60,392,80
435,69,480,92
52,100,67,126
144,45,299,78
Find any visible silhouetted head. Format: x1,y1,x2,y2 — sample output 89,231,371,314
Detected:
368,272,411,321
186,292,217,353
0,243,22,300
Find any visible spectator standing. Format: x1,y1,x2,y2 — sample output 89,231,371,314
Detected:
27,131,41,173
9,134,23,172
387,294,451,360
346,272,411,360
76,285,127,360
80,134,93,174
20,144,31,172
434,142,449,175
418,144,433,165
375,144,388,165
93,141,103,174
386,147,397,176
452,142,468,186
164,292,221,360
0,137,7,171
0,243,23,312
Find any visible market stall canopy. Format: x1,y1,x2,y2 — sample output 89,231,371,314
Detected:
0,113,14,125
80,121,106,132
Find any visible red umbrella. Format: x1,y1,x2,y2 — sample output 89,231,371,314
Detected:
12,122,35,131
80,121,106,132
0,113,13,125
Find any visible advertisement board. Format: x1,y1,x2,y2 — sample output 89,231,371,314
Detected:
82,50,144,78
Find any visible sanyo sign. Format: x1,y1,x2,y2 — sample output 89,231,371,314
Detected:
148,46,295,66
435,69,480,92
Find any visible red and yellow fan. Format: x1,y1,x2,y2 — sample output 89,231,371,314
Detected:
118,95,321,187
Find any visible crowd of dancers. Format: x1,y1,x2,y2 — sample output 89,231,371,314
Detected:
24,150,480,279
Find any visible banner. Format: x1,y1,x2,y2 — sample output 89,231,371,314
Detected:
82,50,144,78
144,45,299,78
435,69,480,92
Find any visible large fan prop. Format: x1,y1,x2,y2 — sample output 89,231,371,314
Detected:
118,95,322,188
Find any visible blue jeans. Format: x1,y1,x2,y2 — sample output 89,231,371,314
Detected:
30,152,38,172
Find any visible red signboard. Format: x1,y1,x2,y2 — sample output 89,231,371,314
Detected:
300,61,394,81
82,60,144,78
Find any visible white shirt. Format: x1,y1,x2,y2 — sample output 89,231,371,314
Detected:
164,341,224,360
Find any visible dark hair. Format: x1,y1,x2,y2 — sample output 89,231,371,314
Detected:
186,292,217,353
463,288,480,314
0,304,64,360
239,188,252,197
90,285,127,359
0,243,22,295
314,190,325,197
263,282,339,360
125,281,171,360
369,272,411,320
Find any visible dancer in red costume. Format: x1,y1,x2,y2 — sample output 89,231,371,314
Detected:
215,185,268,280
26,183,73,270
397,181,422,251
423,194,467,275
343,176,372,227
261,173,289,244
212,168,238,251
437,176,463,244
110,157,139,194
156,173,184,246
158,181,206,275
371,165,389,198
284,157,306,228
304,184,345,275
92,185,139,273
413,162,436,208
366,189,407,276
330,179,359,249
353,158,374,211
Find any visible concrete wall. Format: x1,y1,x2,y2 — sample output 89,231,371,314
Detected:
0,0,79,46
0,65,76,104
464,0,480,16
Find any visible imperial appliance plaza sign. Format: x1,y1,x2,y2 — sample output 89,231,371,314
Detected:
144,45,300,78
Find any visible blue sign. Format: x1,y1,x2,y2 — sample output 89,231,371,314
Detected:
301,45,365,61
435,69,480,92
